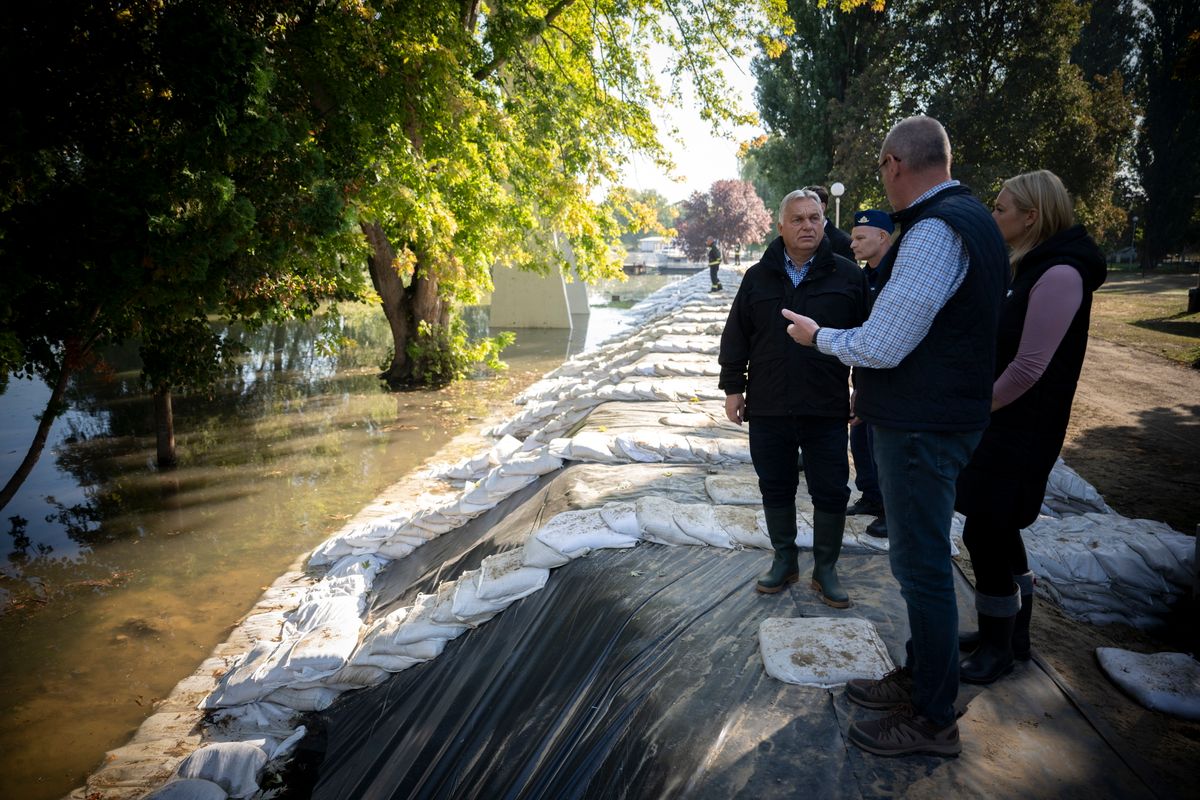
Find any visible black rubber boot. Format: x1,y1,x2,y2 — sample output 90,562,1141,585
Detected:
959,572,1034,660
756,505,799,594
810,510,850,608
960,592,1017,686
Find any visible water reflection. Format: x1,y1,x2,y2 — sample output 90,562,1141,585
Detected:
0,280,679,800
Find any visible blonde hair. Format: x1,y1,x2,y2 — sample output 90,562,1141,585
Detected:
1002,170,1075,270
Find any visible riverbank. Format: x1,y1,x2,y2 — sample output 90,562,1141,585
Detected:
72,267,1199,799
0,292,676,800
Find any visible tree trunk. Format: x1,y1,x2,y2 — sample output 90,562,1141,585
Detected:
362,221,416,386
154,385,177,468
0,349,76,512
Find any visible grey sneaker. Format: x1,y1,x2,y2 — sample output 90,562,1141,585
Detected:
845,667,912,710
848,704,961,757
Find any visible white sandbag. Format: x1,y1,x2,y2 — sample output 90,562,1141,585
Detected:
276,615,363,677
685,437,724,462
292,663,388,691
325,550,386,579
612,433,667,462
671,503,734,548
308,538,353,566
263,685,341,712
1096,648,1200,721
531,508,639,561
238,610,287,644
174,742,267,799
599,501,643,537
376,540,417,559
410,512,460,534
705,475,760,505
498,448,564,476
272,725,308,760
286,593,363,636
522,534,573,569
1089,539,1170,593
474,549,550,602
1042,459,1113,515
635,495,695,545
759,617,895,689
366,633,449,665
451,570,512,624
395,594,469,642
481,468,538,496
717,506,770,549
201,642,284,709
208,702,301,739
549,431,614,462
350,650,425,672
144,778,229,800
715,439,752,463
336,521,399,549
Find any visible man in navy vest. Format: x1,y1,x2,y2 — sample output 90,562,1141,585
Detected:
783,117,1008,757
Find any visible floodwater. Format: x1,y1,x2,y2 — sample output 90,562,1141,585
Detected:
0,274,687,800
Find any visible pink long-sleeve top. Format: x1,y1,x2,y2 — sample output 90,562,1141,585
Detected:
991,264,1084,411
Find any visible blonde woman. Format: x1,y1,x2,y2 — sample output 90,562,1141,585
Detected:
954,170,1108,684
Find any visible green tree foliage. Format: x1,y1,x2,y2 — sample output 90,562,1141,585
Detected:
610,188,679,247
1137,0,1200,266
675,179,773,260
289,0,790,388
741,0,891,213
0,2,367,509
746,0,1136,238
1073,0,1141,87
900,0,1133,235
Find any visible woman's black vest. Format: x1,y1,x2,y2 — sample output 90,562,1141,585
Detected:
854,185,1009,431
990,225,1108,436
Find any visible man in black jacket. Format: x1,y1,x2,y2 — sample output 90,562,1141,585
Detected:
719,189,868,606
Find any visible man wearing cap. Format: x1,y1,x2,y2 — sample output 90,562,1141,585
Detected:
846,210,894,537
803,184,855,260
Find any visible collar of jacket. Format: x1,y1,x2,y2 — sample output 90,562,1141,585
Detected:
762,234,834,279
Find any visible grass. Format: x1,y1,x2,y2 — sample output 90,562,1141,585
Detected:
1089,272,1200,367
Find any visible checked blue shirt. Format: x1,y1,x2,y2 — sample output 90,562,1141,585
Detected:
814,181,968,368
783,250,813,287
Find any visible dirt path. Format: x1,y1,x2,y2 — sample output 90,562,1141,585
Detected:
1062,338,1200,534
1017,337,1199,799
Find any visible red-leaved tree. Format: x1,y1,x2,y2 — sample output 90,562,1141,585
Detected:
675,179,773,262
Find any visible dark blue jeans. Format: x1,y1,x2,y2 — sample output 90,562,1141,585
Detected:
849,420,882,505
748,415,850,513
872,426,982,726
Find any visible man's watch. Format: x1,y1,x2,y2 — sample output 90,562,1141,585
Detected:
811,326,821,347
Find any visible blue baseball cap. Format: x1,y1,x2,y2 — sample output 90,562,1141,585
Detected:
852,209,894,234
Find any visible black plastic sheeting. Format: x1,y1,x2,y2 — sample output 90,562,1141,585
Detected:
304,466,1157,800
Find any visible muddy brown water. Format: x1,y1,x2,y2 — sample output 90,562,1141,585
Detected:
0,283,682,800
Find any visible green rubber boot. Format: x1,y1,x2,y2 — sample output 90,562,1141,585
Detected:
811,509,850,608
756,505,800,594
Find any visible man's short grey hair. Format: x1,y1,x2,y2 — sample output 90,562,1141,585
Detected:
777,189,823,224
881,116,952,172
